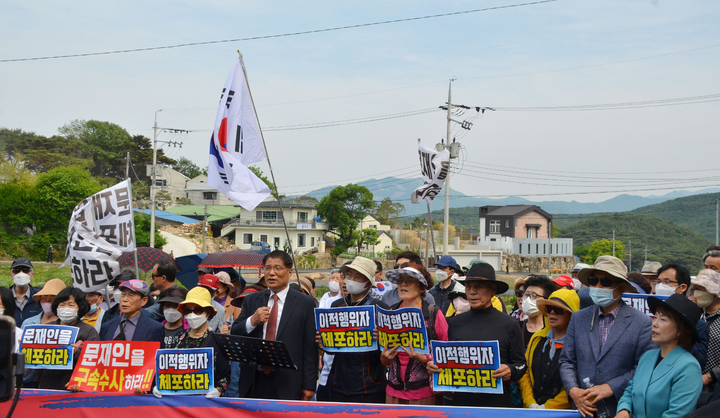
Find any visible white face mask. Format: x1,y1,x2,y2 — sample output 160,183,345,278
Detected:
328,281,340,293
13,272,31,287
454,297,470,315
113,289,122,304
522,297,540,317
41,302,53,316
57,308,78,323
185,313,208,329
654,283,677,297
0,309,4,315
435,270,449,283
345,279,369,295
164,308,183,323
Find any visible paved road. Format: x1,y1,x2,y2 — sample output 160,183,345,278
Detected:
160,231,197,257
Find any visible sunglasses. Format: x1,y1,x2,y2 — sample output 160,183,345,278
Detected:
587,276,618,288
515,290,524,298
12,267,31,274
181,306,206,315
545,306,567,315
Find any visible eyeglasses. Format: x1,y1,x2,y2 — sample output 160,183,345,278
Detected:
545,306,567,315
587,276,618,288
264,265,287,273
523,292,544,300
515,290,524,298
343,272,367,281
181,306,206,315
653,279,678,286
12,267,31,274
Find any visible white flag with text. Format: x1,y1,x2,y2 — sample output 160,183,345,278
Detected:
410,142,450,204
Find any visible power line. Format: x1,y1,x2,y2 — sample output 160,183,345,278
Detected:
0,1,557,63
492,93,720,112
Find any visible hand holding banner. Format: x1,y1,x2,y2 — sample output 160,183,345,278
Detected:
431,340,503,394
315,306,377,353
376,306,429,354
19,325,79,370
156,348,215,395
69,341,158,392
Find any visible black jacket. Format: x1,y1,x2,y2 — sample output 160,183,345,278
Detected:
328,293,389,397
429,280,459,314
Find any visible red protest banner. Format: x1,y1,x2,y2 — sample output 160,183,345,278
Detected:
69,341,159,392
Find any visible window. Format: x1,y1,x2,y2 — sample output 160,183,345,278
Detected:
505,220,509,228
489,221,500,234
257,211,278,222
297,233,306,247
203,192,217,200
369,224,377,229
243,233,253,244
260,234,268,243
297,212,309,223
527,229,534,238
519,244,522,254
311,237,315,247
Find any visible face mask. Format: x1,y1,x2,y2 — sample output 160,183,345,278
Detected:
695,291,717,309
113,289,122,304
451,273,459,281
435,270,449,282
164,308,183,323
57,308,78,323
346,279,369,295
185,313,208,329
522,297,540,317
13,272,31,287
589,286,621,308
87,303,99,314
573,279,582,289
41,302,53,316
654,283,677,297
454,297,470,315
0,309,4,315
328,281,340,293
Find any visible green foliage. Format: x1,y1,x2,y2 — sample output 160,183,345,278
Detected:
354,228,380,253
584,239,626,264
249,165,280,199
173,157,207,179
373,197,405,226
317,184,374,251
133,213,167,248
631,192,720,243
284,195,319,206
297,253,318,269
558,213,712,272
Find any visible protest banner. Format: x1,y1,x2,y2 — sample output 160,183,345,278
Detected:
622,293,669,317
156,348,214,395
69,341,159,392
19,325,78,370
376,306,429,354
315,306,376,353
410,141,450,204
431,340,503,394
65,224,123,292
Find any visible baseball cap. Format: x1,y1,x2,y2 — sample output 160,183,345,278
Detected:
119,280,150,296
11,257,33,270
198,274,220,291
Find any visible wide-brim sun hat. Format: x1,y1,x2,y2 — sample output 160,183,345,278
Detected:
691,269,720,297
641,261,663,276
179,286,217,318
340,256,376,287
647,293,703,342
457,263,509,294
385,267,429,287
578,255,632,290
537,288,580,315
33,278,66,301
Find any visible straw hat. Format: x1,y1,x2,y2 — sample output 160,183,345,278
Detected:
179,287,217,318
578,256,632,290
537,288,580,315
33,278,66,301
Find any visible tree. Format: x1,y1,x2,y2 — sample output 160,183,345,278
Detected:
317,184,374,255
284,195,319,206
133,213,167,248
354,228,380,254
248,165,281,200
585,239,626,264
373,198,405,226
173,157,207,179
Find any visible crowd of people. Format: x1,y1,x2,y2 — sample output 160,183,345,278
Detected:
4,246,720,417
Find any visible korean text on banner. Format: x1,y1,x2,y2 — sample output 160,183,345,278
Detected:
623,293,669,318
65,224,123,293
19,325,79,370
431,340,503,394
156,348,214,395
315,306,377,353
65,179,136,254
376,306,429,354
207,56,271,211
69,341,159,393
410,141,450,204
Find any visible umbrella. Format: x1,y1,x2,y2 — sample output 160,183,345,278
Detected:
175,253,207,289
198,249,263,269
118,247,176,272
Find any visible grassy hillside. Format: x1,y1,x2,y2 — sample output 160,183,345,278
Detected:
557,213,711,273
631,192,720,243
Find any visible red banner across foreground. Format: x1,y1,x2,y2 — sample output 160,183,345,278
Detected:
68,341,159,392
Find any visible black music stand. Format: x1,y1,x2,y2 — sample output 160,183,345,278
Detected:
213,333,297,370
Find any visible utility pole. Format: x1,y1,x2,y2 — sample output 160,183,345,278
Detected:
547,220,552,273
645,245,648,263
150,109,162,248
628,240,632,272
612,230,615,257
202,204,208,253
716,198,719,245
443,79,453,256
125,152,130,180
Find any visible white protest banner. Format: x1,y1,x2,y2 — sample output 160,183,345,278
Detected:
410,141,450,204
65,224,123,292
208,56,271,211
64,179,136,254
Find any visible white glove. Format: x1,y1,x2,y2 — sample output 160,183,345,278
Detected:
539,404,546,409
529,403,541,409
152,386,162,399
206,388,221,399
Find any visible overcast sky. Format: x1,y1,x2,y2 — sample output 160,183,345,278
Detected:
2,0,719,204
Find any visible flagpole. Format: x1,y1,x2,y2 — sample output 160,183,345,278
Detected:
128,177,140,279
238,51,301,285
426,202,437,265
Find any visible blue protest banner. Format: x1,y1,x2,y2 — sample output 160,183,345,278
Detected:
376,306,429,354
622,293,669,317
19,324,79,369
315,306,377,353
432,340,503,394
156,348,215,395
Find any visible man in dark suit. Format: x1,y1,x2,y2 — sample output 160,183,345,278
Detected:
100,280,164,343
231,250,318,401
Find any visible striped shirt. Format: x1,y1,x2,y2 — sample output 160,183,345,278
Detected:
598,303,622,353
